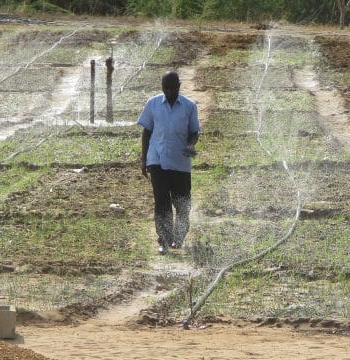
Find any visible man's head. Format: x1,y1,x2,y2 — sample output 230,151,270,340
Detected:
162,71,180,104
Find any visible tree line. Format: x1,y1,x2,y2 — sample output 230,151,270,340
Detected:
1,0,350,27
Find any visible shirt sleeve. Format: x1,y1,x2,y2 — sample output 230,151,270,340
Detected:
188,102,200,133
137,99,154,131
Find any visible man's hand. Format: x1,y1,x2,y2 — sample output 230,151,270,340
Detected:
182,144,197,158
141,159,148,178
141,129,151,178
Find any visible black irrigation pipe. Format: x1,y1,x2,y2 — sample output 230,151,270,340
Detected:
184,191,301,326
183,31,304,326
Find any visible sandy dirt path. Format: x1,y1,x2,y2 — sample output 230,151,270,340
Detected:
178,56,213,126
294,65,350,148
10,323,350,360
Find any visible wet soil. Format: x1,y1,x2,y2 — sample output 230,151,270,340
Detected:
315,35,350,68
3,163,151,221
9,29,111,47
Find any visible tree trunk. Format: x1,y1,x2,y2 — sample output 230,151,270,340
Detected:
337,0,347,29
172,0,178,17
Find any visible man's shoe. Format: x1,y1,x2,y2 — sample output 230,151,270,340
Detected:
158,245,168,255
170,241,183,249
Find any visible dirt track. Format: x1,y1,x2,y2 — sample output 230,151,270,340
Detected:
4,322,350,360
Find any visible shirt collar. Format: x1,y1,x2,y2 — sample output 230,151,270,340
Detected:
162,94,181,104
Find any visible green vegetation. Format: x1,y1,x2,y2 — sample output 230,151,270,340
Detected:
0,18,350,321
0,165,48,200
1,0,348,26
0,215,151,267
5,129,141,166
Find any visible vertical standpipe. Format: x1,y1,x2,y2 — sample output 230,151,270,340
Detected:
90,59,96,124
106,57,114,123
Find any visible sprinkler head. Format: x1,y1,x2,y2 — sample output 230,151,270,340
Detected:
183,320,190,330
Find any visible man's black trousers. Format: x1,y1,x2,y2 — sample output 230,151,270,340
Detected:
149,165,191,247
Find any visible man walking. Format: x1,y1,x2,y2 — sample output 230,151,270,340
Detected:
138,71,200,255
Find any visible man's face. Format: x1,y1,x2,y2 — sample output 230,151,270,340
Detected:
162,79,180,103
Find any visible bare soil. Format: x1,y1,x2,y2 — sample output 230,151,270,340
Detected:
4,321,350,360
0,342,51,360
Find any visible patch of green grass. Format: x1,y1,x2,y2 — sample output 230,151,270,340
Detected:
39,47,92,65
0,165,48,201
206,48,251,66
0,273,133,311
214,89,317,113
260,132,336,162
191,165,228,205
201,269,350,318
149,46,176,64
197,132,269,166
266,89,317,112
203,110,255,135
0,215,152,268
267,219,350,272
5,127,141,166
197,66,294,89
319,68,350,88
196,130,331,167
0,67,62,92
269,48,319,66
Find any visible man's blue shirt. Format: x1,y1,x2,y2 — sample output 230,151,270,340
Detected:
137,93,200,173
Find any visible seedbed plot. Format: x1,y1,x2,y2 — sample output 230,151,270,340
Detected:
0,126,140,165
204,48,251,67
0,164,45,201
319,68,350,88
128,66,171,90
0,93,46,120
0,273,128,312
196,131,270,166
0,216,151,269
0,164,153,271
200,269,350,318
202,110,255,135
196,65,294,90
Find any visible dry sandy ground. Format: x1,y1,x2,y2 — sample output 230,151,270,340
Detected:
3,323,350,360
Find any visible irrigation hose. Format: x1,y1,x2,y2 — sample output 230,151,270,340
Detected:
183,191,301,325
183,31,303,326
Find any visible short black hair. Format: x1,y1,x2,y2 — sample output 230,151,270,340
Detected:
162,71,180,85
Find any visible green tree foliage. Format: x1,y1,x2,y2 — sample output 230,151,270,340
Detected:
125,0,172,17
173,0,204,19
1,0,348,26
50,0,127,15
283,0,337,23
